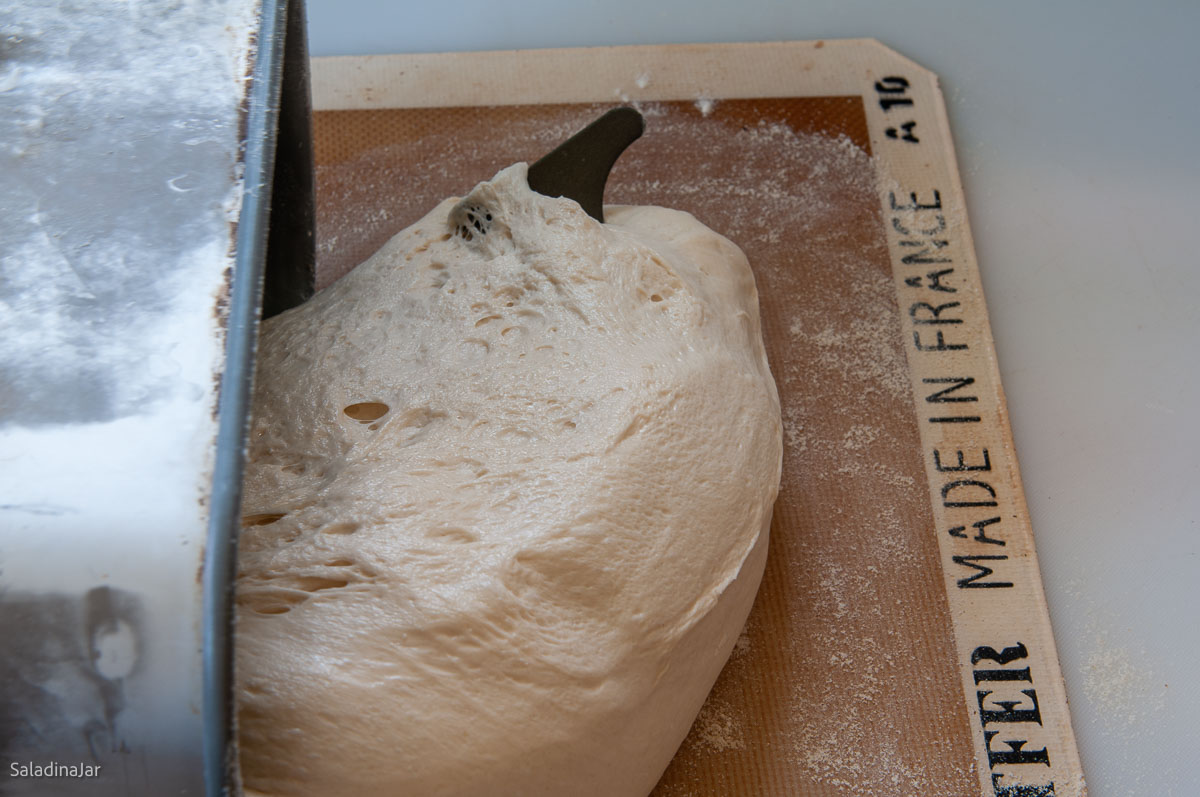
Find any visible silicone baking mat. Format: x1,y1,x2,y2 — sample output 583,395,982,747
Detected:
307,40,1085,797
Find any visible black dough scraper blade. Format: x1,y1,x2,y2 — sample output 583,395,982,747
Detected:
526,106,645,223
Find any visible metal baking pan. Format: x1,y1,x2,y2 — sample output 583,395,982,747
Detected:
0,0,313,793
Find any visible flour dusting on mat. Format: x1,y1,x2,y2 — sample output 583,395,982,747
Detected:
691,700,746,754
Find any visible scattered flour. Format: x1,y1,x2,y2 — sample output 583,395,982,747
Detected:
843,424,881,451
690,700,746,754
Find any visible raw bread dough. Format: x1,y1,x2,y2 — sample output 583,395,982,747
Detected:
235,164,781,797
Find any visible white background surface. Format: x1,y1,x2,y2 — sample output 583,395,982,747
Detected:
304,2,1199,794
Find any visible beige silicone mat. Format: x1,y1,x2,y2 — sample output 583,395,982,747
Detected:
308,41,1085,797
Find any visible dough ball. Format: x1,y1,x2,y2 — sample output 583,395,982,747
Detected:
235,164,781,797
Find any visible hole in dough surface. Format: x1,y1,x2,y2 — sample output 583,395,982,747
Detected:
321,522,361,536
242,513,287,527
343,402,390,422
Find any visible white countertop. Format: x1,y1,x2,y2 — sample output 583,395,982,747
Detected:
304,2,1200,794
